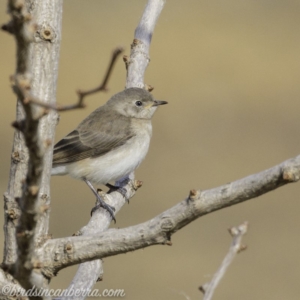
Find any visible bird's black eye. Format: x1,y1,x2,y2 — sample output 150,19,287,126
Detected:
135,100,143,107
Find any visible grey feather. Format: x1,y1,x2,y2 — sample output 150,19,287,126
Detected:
53,109,134,165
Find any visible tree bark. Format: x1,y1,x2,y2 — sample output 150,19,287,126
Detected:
2,0,63,298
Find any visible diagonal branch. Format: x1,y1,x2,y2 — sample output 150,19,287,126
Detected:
199,222,248,300
76,47,124,104
25,47,124,112
39,154,299,276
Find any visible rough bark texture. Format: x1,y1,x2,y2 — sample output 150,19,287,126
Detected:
2,0,62,298
125,0,165,89
30,154,300,276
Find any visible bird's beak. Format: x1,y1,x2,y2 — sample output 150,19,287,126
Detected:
153,100,168,106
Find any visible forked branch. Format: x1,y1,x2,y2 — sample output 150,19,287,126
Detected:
60,1,166,298
37,154,299,276
199,222,248,300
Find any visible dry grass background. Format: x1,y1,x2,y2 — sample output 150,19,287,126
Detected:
1,0,300,299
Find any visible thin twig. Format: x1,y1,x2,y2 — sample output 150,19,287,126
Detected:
27,47,124,112
77,47,124,101
199,222,248,300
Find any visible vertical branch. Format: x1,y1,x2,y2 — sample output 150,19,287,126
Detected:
27,0,63,245
62,1,165,299
2,0,63,295
125,0,165,89
3,0,33,269
3,2,39,289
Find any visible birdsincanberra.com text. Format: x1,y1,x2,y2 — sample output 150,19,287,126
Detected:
1,285,126,298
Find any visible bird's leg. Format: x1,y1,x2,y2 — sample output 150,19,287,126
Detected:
84,179,116,222
106,183,127,197
106,182,128,203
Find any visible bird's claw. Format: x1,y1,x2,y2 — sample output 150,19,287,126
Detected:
91,195,116,223
106,183,128,202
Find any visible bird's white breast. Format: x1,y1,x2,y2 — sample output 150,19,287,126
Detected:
52,120,152,185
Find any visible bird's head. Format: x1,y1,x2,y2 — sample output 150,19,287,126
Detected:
108,87,167,119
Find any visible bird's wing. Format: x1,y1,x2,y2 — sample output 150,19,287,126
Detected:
52,113,134,165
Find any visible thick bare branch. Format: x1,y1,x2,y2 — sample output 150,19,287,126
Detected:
199,222,248,300
51,176,141,292
39,154,299,275
0,268,28,300
125,0,165,89
3,0,34,270
26,0,63,249
4,0,43,291
62,1,165,298
2,0,63,297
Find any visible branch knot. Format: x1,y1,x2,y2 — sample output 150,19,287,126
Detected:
36,24,56,42
130,39,150,62
160,217,174,231
282,167,300,182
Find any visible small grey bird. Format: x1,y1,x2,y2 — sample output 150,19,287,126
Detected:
51,87,167,221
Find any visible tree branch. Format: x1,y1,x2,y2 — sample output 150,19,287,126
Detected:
2,0,63,297
39,154,299,275
26,47,124,112
61,1,166,298
125,0,165,89
199,222,248,300
0,268,27,300
4,0,44,291
3,0,34,271
38,175,142,279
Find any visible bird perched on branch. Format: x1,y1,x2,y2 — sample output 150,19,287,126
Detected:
51,87,167,222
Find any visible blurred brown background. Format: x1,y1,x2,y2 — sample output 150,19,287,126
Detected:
1,0,300,299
